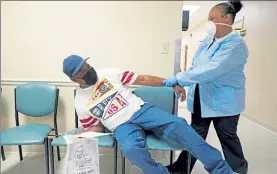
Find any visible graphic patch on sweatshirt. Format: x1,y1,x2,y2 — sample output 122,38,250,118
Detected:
88,92,128,120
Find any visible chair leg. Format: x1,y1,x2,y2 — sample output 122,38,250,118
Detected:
18,145,23,161
170,151,174,165
57,146,61,161
1,146,6,161
44,138,49,174
114,142,118,174
121,150,125,174
187,152,191,174
49,138,55,174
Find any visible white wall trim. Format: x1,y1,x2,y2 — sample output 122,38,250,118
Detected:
1,79,142,88
2,79,72,83
1,79,77,87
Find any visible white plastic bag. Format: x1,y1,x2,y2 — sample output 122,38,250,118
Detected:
64,135,100,174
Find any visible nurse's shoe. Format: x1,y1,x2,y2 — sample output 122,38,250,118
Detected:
234,161,248,174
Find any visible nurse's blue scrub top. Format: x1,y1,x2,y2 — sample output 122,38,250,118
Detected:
177,32,249,117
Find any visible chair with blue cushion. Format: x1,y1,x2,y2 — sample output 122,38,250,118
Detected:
121,86,191,174
48,90,118,174
0,82,60,174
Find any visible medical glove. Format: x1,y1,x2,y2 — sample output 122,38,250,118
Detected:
162,77,178,87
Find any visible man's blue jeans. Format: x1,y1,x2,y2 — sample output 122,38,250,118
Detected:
114,104,233,174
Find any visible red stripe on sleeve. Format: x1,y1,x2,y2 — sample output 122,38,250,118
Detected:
123,72,134,85
121,71,129,83
82,118,98,128
80,116,93,123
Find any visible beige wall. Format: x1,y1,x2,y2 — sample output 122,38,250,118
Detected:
0,1,183,153
181,21,206,71
1,1,182,81
182,1,277,132
239,1,277,133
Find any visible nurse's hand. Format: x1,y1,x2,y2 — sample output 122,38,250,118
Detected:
163,77,178,87
174,85,186,102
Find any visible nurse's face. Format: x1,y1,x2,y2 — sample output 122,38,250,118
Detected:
208,6,232,24
208,6,233,33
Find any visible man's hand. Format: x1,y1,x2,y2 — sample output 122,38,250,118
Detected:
75,125,104,135
174,85,186,102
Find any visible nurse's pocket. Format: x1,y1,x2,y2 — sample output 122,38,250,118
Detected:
212,86,235,109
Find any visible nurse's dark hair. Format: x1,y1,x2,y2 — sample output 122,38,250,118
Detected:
215,0,243,23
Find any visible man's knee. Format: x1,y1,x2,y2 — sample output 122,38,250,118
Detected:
168,117,190,136
168,117,210,142
174,117,188,126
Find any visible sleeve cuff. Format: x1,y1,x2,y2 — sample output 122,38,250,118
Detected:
176,72,183,82
176,72,188,87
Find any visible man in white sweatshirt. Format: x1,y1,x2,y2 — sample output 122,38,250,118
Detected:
63,55,234,174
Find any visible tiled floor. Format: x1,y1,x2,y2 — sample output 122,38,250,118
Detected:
1,105,277,174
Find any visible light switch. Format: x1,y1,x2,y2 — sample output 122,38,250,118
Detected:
161,42,169,54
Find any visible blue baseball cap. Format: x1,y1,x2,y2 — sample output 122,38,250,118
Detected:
63,55,89,77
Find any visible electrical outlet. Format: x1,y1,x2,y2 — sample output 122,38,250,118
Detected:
161,42,169,54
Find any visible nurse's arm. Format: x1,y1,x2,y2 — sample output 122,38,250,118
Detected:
176,42,248,87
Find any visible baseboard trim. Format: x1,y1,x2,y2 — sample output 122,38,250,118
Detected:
243,114,277,134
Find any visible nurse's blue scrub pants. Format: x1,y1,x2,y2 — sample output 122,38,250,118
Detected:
114,104,233,174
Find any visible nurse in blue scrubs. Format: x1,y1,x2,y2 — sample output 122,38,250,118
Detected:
164,1,248,174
